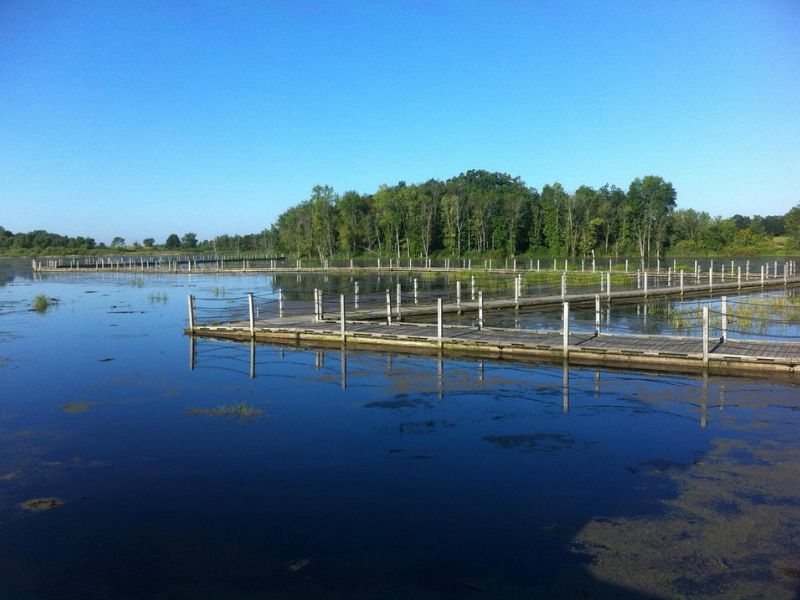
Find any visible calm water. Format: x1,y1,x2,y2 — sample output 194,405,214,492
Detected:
1,261,799,599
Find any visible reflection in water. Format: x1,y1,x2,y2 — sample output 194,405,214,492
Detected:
186,338,733,430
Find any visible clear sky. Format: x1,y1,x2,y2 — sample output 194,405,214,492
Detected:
2,1,799,244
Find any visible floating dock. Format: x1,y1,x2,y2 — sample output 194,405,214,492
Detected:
185,314,800,380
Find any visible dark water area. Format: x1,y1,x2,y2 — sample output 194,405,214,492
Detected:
1,261,799,598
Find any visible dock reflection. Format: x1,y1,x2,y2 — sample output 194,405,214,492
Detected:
188,337,716,427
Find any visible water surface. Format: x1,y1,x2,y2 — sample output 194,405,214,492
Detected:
1,261,798,598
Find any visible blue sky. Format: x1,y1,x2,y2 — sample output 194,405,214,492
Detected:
1,1,798,244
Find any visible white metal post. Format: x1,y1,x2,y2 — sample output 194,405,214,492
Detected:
478,290,484,330
721,296,727,342
386,289,391,325
437,298,443,349
702,306,709,366
187,295,195,331
248,293,255,336
397,283,402,319
340,294,346,343
595,294,600,336
563,302,570,359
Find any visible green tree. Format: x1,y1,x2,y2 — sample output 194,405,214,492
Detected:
143,238,155,248
785,204,800,245
625,176,676,259
181,233,198,249
111,237,125,248
165,234,181,249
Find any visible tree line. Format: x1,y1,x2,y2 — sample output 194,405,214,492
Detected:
2,170,798,257
264,170,798,260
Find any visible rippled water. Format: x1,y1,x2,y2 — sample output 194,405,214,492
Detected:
1,261,798,598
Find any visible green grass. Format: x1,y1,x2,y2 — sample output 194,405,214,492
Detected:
32,294,53,313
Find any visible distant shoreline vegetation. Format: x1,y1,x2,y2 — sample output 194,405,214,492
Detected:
3,170,799,259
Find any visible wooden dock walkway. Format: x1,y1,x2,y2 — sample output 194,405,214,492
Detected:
342,276,800,319
185,315,800,380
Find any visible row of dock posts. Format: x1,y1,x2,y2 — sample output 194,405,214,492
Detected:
188,287,728,368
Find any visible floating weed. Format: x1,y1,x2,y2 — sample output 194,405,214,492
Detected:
32,294,56,313
20,497,63,511
60,402,93,414
185,402,264,419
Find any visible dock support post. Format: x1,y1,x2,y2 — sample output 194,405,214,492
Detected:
680,270,684,295
644,271,648,297
355,281,359,308
607,271,611,299
248,293,255,337
537,259,540,272
709,265,714,291
413,279,418,304
187,295,196,332
595,294,600,336
563,302,570,359
478,291,484,330
386,290,392,325
561,273,567,300
668,267,672,287
721,296,727,342
737,267,741,289
625,259,628,273
279,289,284,317
637,270,641,289
514,277,519,309
340,294,346,343
457,281,462,313
702,306,709,366
437,298,443,349
396,283,402,320
470,275,475,300
313,289,319,321
746,260,750,280
760,265,764,287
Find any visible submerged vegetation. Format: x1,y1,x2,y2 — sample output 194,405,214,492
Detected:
185,402,264,418
644,295,800,336
148,292,168,303
19,497,63,511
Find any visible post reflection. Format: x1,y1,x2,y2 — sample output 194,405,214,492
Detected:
700,370,708,428
340,347,347,390
562,360,569,412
